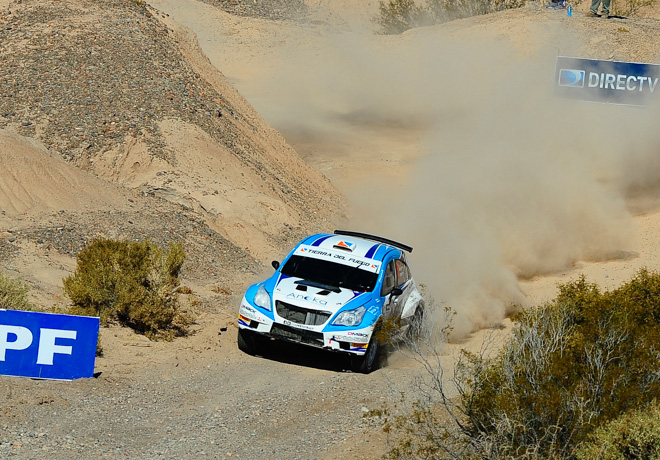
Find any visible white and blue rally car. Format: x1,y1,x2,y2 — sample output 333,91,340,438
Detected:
237,230,424,373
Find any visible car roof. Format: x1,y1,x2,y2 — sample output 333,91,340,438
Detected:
297,232,407,263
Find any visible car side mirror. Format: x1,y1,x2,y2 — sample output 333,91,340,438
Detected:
271,260,280,270
391,287,403,297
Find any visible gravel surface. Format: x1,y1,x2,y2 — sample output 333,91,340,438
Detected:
0,325,400,460
15,206,260,283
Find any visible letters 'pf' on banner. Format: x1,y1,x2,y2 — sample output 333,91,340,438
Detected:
555,56,660,107
0,309,100,380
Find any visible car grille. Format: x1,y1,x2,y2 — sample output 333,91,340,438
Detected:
275,301,332,326
270,323,324,347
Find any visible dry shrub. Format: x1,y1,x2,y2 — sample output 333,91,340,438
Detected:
376,0,525,34
576,402,660,460
384,269,660,459
376,0,426,34
612,0,655,17
0,271,34,311
63,239,193,340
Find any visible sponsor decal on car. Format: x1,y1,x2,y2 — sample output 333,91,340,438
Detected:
282,320,317,331
296,245,380,272
238,314,251,327
239,305,260,322
330,331,369,344
330,335,352,342
347,331,369,338
285,293,328,306
350,343,369,352
335,240,355,251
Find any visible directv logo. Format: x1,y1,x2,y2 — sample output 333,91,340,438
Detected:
558,69,586,88
555,56,660,106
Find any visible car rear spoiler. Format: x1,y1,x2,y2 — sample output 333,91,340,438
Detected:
334,230,413,253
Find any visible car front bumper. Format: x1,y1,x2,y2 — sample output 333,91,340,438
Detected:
238,298,373,355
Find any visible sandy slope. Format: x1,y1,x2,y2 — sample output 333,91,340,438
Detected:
0,132,133,217
1,0,343,267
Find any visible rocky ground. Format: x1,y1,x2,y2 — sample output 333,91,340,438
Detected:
1,0,233,161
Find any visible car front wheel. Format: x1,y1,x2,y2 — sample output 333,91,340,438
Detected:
350,334,380,374
237,328,260,355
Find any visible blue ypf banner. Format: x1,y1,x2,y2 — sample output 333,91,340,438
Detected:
0,309,99,380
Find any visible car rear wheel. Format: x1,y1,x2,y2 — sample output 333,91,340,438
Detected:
406,305,424,342
237,328,260,355
350,334,380,374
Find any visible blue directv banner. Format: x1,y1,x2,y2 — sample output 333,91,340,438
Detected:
0,310,99,380
555,56,660,106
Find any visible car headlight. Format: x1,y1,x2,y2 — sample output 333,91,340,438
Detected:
332,306,366,327
253,285,272,311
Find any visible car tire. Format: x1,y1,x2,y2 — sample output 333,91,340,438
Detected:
237,328,259,355
350,334,380,374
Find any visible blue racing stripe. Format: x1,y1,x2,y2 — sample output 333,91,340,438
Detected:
310,234,333,247
364,243,380,259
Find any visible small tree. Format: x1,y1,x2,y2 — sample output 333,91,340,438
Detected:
63,239,192,340
458,271,660,457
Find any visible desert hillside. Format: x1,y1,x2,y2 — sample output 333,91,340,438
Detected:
0,0,342,281
1,0,660,458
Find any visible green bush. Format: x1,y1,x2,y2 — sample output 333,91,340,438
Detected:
376,0,524,34
376,0,426,35
63,239,193,340
576,402,660,460
458,269,660,458
0,271,34,311
383,269,660,459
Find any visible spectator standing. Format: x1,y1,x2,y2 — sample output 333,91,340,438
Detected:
587,0,610,17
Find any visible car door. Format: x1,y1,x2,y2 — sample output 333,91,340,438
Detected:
381,258,412,320
392,258,413,319
380,260,398,320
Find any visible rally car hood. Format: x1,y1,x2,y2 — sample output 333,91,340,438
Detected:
272,276,368,314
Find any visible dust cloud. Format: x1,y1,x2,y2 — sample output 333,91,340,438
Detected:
248,27,660,338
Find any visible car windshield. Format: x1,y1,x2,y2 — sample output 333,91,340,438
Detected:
281,255,378,292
